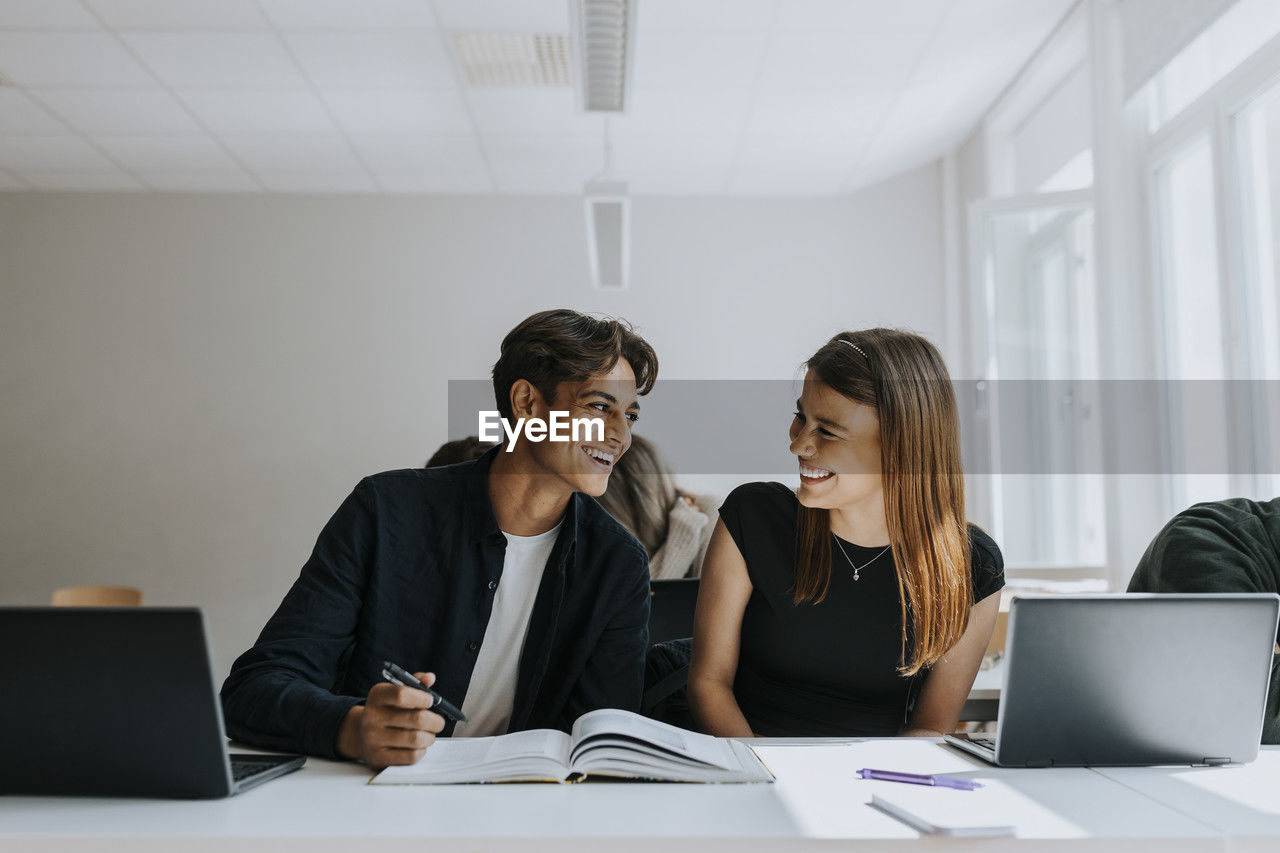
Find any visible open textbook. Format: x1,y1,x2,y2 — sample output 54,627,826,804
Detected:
370,709,774,784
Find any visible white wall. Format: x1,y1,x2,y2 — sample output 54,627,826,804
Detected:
0,162,944,679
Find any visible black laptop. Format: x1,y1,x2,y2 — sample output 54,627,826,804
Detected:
0,607,304,798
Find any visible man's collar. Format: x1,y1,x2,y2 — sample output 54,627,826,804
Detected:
466,444,581,548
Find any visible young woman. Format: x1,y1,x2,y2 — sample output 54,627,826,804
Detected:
688,329,1003,737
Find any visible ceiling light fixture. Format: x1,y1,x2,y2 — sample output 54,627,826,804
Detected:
584,119,629,290
572,0,635,113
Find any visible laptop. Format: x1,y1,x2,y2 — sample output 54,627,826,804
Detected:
0,607,305,797
649,578,700,644
945,593,1279,767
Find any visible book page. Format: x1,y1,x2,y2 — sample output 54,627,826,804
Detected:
371,728,571,784
569,709,738,770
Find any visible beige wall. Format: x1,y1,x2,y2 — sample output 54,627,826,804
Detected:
0,163,943,679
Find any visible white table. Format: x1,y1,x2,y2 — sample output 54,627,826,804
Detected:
0,738,1245,852
1095,748,1280,853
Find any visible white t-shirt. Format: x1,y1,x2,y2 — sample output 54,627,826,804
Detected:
452,520,562,738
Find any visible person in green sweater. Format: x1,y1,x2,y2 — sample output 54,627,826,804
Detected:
1128,497,1280,743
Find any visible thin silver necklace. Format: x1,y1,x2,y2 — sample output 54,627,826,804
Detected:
832,535,891,581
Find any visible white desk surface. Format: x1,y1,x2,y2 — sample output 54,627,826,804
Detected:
1096,747,1280,853
0,737,1242,853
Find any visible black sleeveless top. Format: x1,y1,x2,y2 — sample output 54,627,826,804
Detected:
720,482,1004,737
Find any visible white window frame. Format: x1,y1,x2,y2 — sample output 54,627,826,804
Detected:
1140,28,1280,512
966,189,1104,582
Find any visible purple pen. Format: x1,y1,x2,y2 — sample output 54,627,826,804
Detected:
857,768,983,790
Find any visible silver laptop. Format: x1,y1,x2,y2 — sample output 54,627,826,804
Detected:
945,594,1279,767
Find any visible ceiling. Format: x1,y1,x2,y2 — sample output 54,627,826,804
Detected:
0,0,1076,196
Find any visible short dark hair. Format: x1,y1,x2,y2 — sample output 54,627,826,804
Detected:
491,309,658,422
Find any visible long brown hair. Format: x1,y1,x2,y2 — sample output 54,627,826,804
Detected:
596,435,680,556
793,329,971,676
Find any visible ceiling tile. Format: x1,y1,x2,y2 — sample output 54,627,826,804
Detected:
0,33,155,88
636,0,777,32
431,0,568,32
484,135,603,176
747,89,890,139
284,32,454,88
612,88,753,135
0,0,100,29
0,135,115,170
735,133,871,173
756,32,930,90
257,171,378,193
631,32,769,90
466,89,600,135
82,0,268,29
179,90,335,134
123,33,307,89
774,0,953,33
260,0,435,30
138,171,259,191
0,90,67,133
745,90,893,137
488,169,582,194
375,169,493,194
727,171,844,196
93,135,240,172
321,89,472,135
625,169,733,195
349,135,486,173
20,170,143,190
611,134,739,172
35,89,201,134
222,134,366,173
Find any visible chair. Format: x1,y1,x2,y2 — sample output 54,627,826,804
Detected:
50,586,143,607
648,578,699,645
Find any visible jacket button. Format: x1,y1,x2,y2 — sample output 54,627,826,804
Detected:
468,641,479,652
488,580,498,591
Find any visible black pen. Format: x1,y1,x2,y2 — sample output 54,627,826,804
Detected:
380,660,468,723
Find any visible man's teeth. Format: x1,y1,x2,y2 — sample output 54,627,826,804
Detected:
799,464,833,479
584,447,615,465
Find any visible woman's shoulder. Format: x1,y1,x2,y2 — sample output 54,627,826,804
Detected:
966,523,1005,601
721,481,797,515
965,524,1003,570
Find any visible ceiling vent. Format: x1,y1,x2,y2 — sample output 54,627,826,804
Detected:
572,0,636,112
452,33,571,87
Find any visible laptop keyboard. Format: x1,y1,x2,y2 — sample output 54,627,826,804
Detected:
970,736,997,750
230,755,298,783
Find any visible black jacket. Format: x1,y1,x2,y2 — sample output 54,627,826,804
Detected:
220,447,651,758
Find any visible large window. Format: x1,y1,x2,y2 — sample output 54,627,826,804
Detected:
975,196,1105,574
1143,6,1280,510
1233,80,1280,496
969,4,1104,578
1147,0,1280,132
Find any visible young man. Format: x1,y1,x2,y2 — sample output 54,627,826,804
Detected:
220,309,658,768
1128,496,1280,743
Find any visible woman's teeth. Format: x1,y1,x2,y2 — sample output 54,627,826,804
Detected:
799,464,833,480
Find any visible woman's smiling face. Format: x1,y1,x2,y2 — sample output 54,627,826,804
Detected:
789,371,883,509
